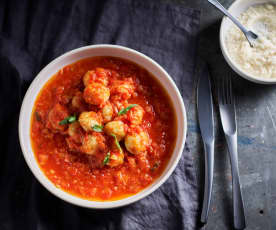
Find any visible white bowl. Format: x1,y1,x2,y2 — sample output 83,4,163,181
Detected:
18,44,187,209
220,0,276,84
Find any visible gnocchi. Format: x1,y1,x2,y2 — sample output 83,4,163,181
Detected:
110,80,135,100
79,111,102,132
81,133,106,155
83,68,109,87
46,103,69,132
83,83,110,105
104,120,126,141
108,151,124,167
127,105,144,125
125,130,149,155
100,102,113,123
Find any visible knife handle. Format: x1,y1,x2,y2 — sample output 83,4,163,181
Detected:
200,140,214,224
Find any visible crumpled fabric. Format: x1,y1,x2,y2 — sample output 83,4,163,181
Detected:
0,0,201,229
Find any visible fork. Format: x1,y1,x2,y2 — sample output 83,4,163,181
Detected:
218,75,246,229
207,0,258,47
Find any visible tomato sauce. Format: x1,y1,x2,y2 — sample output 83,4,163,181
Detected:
31,57,176,201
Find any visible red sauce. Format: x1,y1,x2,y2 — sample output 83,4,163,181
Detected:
31,57,176,201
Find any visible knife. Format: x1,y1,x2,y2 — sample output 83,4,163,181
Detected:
197,63,215,224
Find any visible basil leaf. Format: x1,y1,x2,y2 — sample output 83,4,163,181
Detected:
59,118,69,125
103,152,110,165
92,124,103,132
68,116,77,123
59,115,77,125
118,104,138,116
111,134,122,153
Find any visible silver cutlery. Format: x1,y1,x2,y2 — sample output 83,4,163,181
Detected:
207,0,258,47
197,63,215,224
218,75,246,229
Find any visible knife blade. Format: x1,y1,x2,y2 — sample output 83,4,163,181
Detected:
197,63,215,224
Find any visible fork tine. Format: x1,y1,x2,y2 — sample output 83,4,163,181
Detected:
226,74,231,104
224,75,228,104
219,75,232,105
226,75,230,104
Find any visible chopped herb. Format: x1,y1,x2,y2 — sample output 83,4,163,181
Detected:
111,134,122,153
34,111,41,122
59,115,77,125
92,124,103,132
68,116,76,123
103,152,110,165
118,104,138,115
151,162,160,172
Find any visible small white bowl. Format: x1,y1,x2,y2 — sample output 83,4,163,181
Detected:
18,44,187,209
220,0,276,84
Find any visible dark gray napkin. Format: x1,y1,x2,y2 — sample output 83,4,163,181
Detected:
0,0,200,229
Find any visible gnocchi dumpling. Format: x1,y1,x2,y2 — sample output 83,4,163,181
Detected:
107,151,124,167
83,68,109,87
110,80,135,100
104,120,126,141
100,102,113,123
68,121,81,137
79,111,102,132
46,103,69,132
94,68,110,86
81,133,105,155
83,83,110,105
71,92,86,112
125,130,149,155
128,105,144,125
83,70,96,87
66,122,84,151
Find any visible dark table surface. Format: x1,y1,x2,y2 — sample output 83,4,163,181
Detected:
163,0,276,229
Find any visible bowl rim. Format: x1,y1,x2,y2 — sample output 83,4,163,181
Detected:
219,0,276,84
18,44,187,209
